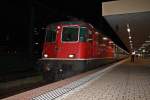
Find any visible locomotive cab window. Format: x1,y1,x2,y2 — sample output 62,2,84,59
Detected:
80,27,92,42
62,26,79,42
46,29,56,42
80,27,88,42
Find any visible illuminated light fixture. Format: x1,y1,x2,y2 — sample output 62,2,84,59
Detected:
68,54,75,58
127,28,131,33
130,40,132,43
35,42,39,45
127,24,131,33
102,37,108,40
145,40,150,43
138,54,141,56
142,49,145,53
109,41,113,44
57,26,61,29
95,32,99,34
132,51,135,55
44,54,48,58
129,36,132,39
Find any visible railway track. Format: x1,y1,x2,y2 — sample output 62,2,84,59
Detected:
0,75,46,99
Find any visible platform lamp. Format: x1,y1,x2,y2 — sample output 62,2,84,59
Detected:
127,24,134,53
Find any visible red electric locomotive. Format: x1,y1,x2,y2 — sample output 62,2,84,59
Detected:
39,21,127,81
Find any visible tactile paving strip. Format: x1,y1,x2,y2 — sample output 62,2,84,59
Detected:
32,59,127,100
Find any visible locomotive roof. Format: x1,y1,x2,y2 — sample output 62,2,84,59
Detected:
49,21,93,28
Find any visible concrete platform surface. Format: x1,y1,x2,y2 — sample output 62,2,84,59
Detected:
58,59,150,100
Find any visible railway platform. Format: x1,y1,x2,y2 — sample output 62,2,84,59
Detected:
3,58,150,100
58,58,150,100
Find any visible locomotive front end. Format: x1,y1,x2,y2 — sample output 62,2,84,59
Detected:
40,22,86,81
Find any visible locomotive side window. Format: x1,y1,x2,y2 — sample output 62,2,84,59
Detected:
80,27,89,42
62,27,79,42
80,27,92,42
46,29,56,42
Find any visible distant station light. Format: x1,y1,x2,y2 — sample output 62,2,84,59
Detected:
127,28,131,33
145,40,150,43
129,36,132,39
127,24,130,33
102,37,108,40
95,32,99,34
109,41,113,44
35,42,39,45
142,49,146,53
132,51,135,55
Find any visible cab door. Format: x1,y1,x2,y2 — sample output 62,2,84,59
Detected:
56,25,80,58
79,27,93,58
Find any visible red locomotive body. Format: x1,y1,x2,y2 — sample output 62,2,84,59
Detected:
40,21,127,81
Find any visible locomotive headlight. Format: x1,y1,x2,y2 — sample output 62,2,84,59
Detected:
68,54,75,58
44,54,48,58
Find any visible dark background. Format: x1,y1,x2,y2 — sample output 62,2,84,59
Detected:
0,0,127,79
